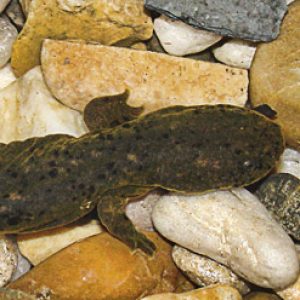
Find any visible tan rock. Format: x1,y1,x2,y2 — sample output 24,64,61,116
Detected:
244,292,281,300
41,40,248,113
172,246,250,295
250,1,300,149
11,0,153,77
17,219,103,265
0,64,16,89
141,285,242,300
0,288,36,300
9,232,183,300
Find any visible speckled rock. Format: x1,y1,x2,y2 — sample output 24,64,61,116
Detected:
41,40,248,113
172,246,250,295
245,292,281,300
17,219,103,265
0,17,18,68
152,189,299,289
9,233,184,300
154,15,222,56
126,191,162,232
0,288,36,300
213,40,256,69
256,173,300,240
145,0,287,42
0,0,10,13
11,0,153,76
141,285,242,300
250,1,300,149
0,66,87,144
0,237,18,287
277,148,300,179
0,64,16,89
5,0,25,29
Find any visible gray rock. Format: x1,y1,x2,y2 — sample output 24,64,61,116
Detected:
0,0,10,14
4,0,25,30
256,173,300,241
145,0,288,42
0,17,18,68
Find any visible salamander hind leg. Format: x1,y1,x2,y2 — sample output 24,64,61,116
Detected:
97,186,156,255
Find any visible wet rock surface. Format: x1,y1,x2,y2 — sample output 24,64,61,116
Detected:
145,0,287,41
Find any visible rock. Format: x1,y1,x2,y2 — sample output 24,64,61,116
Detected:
4,0,25,29
172,246,250,295
146,32,166,53
277,148,300,179
130,42,147,51
0,0,10,13
0,237,18,287
152,189,299,289
213,40,256,69
256,173,300,240
9,232,184,299
154,15,222,56
11,0,153,77
0,64,16,89
250,1,300,149
277,274,300,300
18,0,30,15
41,40,248,113
287,0,295,4
57,0,93,12
0,17,18,69
0,66,88,144
125,191,162,232
141,285,242,300
17,219,103,265
145,0,287,42
0,288,36,300
244,292,281,300
11,249,31,281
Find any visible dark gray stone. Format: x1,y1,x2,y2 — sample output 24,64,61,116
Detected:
256,173,300,240
145,0,288,42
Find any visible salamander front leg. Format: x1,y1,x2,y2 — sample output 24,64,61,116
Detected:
97,186,156,255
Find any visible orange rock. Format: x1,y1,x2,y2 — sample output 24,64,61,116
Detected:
9,232,183,300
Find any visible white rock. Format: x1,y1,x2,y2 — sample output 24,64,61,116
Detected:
287,0,295,5
0,66,88,144
213,40,256,69
277,148,300,179
0,17,18,68
172,245,250,295
0,64,16,89
11,247,31,281
0,0,10,13
57,0,93,12
0,236,18,287
152,189,299,289
154,15,222,56
125,190,161,231
17,219,103,265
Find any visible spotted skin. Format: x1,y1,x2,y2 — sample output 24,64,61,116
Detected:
0,105,284,254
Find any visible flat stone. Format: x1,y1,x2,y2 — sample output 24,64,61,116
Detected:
250,1,300,149
172,246,250,295
41,40,248,114
17,219,103,265
152,189,299,289
141,285,242,300
11,0,153,77
0,17,18,69
256,173,300,241
9,233,184,299
277,148,300,179
145,0,287,42
213,40,256,69
0,66,87,144
154,15,222,56
0,237,18,287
